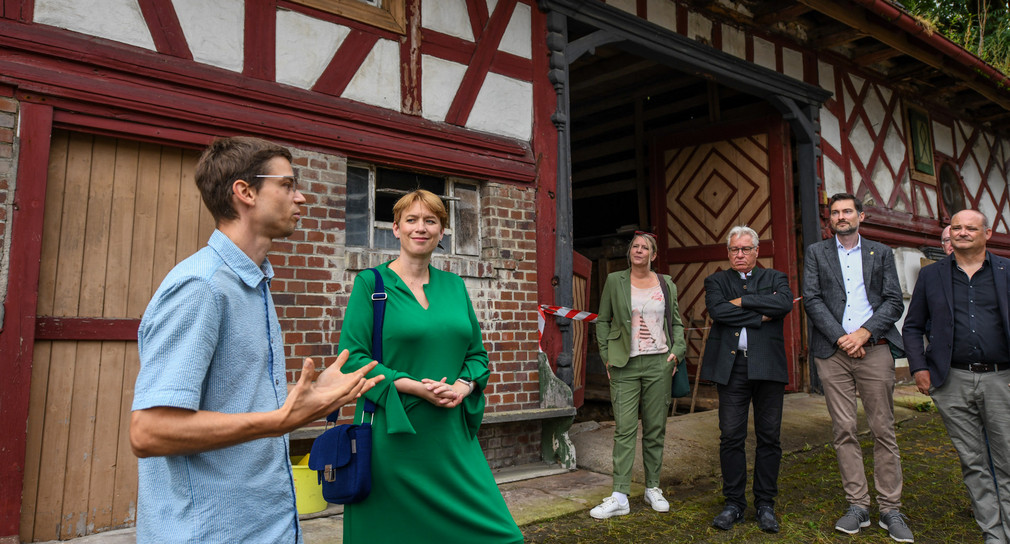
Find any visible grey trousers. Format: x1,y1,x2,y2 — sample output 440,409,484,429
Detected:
815,344,903,512
932,367,1010,544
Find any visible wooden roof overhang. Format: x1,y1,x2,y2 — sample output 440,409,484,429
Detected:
715,0,1010,134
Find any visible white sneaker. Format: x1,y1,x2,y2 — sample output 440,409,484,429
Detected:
644,487,670,513
590,496,630,519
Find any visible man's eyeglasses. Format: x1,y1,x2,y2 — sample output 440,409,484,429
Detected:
254,174,299,190
728,246,756,255
634,230,657,239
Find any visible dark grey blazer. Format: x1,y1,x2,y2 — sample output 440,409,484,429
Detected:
802,236,905,360
701,267,794,385
903,253,1010,388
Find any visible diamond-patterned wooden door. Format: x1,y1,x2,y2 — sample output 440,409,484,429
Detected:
651,119,801,390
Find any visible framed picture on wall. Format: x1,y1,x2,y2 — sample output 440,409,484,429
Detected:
903,103,936,185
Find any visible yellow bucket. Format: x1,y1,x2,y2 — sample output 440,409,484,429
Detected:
291,454,327,515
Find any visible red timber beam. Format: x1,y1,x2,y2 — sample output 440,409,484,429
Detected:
444,0,520,126
0,102,52,542
136,0,192,59
0,20,535,183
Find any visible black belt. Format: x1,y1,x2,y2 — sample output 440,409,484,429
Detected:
950,362,1009,373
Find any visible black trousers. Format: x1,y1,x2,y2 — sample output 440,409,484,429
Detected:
716,352,785,510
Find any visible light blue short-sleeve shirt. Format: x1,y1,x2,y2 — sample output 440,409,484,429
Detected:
133,230,301,544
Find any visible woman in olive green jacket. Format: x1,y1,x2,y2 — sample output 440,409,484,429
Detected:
591,232,687,520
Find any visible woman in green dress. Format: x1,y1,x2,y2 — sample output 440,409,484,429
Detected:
339,189,523,543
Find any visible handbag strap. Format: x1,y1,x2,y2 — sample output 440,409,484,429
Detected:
325,268,384,423
362,267,385,415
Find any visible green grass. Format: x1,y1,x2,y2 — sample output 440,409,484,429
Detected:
522,412,976,543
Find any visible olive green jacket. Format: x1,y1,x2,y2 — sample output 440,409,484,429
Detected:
596,269,687,368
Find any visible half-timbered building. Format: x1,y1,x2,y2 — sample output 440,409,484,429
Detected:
2,0,1009,541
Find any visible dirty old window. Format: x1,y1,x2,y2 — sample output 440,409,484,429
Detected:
288,0,406,34
346,164,481,257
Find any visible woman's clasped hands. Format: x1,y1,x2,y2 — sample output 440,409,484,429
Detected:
421,377,468,408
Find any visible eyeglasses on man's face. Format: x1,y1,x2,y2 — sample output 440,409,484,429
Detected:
254,174,300,191
728,246,756,255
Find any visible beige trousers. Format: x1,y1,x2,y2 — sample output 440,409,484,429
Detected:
815,343,903,512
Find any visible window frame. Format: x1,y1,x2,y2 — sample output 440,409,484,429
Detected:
346,163,482,257
288,0,406,34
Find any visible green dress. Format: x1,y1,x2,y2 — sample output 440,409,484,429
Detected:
339,262,523,544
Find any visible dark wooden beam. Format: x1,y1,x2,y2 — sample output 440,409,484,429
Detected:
813,26,865,49
853,44,904,66
756,2,812,25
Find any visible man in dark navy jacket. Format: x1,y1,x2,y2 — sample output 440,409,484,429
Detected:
702,225,793,534
903,209,1010,543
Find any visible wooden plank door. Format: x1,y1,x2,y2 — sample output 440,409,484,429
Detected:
651,118,801,390
20,131,210,542
571,251,591,407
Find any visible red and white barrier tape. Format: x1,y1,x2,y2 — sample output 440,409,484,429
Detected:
536,297,803,352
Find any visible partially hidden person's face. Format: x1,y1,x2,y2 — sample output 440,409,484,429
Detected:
949,211,991,254
253,156,305,239
728,233,758,274
629,235,656,268
393,200,444,257
829,199,864,236
941,226,953,255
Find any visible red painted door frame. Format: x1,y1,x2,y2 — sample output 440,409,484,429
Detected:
650,117,802,390
0,101,52,540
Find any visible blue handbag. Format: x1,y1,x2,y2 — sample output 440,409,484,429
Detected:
308,268,385,504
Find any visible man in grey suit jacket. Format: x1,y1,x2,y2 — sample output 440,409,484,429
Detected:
702,226,793,534
802,193,913,543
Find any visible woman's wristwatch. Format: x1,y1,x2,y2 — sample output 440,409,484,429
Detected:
456,378,474,395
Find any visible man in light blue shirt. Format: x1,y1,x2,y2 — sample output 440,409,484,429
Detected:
131,136,381,543
803,193,911,543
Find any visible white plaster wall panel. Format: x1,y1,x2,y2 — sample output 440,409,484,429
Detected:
423,0,473,41
933,121,953,158
722,26,746,59
421,55,467,122
956,121,968,158
819,108,840,151
849,73,865,92
687,11,712,42
606,0,637,16
342,38,401,111
466,72,532,141
843,79,855,120
648,0,678,33
34,0,156,51
850,163,863,195
987,167,1006,205
894,247,925,297
486,0,498,15
883,124,906,172
782,47,803,81
499,2,531,59
973,133,991,171
1002,201,1010,235
979,195,998,231
752,37,775,70
849,117,874,169
276,11,348,89
823,156,846,196
879,85,892,103
962,160,981,194
862,89,885,137
817,60,834,95
895,169,910,213
172,0,243,72
916,185,936,218
871,160,896,209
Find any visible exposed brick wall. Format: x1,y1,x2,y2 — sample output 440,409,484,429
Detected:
269,148,544,466
0,93,18,328
478,420,541,470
